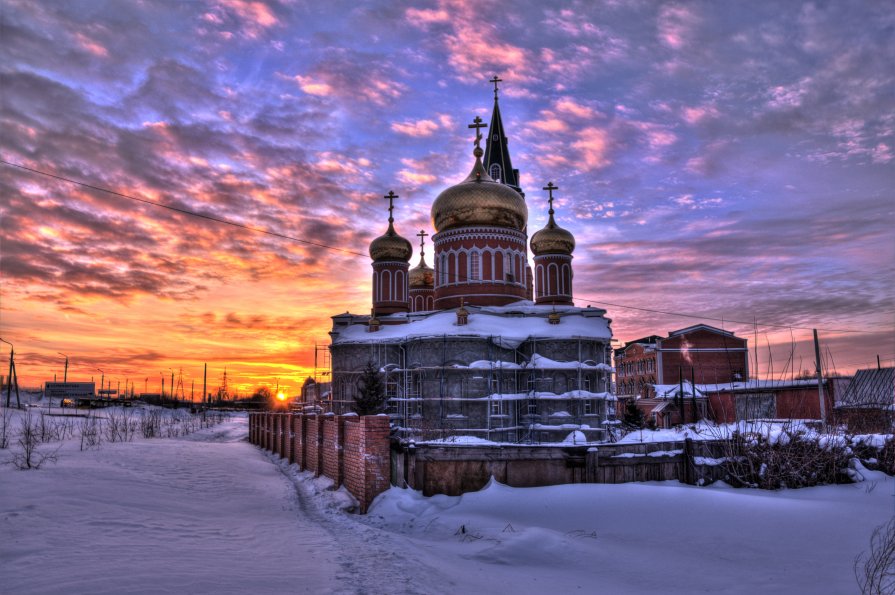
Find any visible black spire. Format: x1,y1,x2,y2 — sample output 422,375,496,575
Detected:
484,75,524,197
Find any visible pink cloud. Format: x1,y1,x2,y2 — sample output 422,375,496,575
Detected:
292,75,333,97
74,33,108,57
571,127,611,170
404,7,451,27
391,119,440,137
657,4,700,50
682,105,719,124
555,98,598,120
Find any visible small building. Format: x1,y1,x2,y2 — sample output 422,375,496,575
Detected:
614,335,660,400
44,382,95,401
616,325,749,403
834,368,894,433
636,381,707,428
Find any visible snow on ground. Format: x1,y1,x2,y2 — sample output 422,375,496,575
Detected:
2,406,893,594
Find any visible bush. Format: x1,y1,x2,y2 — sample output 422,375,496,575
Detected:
722,429,853,489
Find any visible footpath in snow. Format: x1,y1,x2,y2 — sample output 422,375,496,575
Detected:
2,409,893,594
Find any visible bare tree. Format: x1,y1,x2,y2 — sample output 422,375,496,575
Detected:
10,410,60,469
855,517,895,594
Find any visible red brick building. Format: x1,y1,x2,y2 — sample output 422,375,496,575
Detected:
614,335,661,399
656,324,749,385
615,324,749,400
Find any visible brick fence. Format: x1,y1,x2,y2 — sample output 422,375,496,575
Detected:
249,412,390,513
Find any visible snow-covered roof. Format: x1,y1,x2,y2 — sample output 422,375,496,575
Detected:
650,381,706,399
331,301,612,348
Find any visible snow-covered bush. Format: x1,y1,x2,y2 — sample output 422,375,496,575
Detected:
722,429,853,489
849,435,895,476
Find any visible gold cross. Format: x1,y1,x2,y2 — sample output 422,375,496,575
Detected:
384,190,398,222
468,116,487,149
543,182,558,214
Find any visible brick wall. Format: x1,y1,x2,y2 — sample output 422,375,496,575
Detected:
343,415,390,513
252,412,390,514
322,414,345,485
305,414,323,476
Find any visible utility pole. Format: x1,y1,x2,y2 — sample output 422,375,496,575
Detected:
203,363,207,407
96,368,104,399
813,329,826,423
58,352,69,382
1,338,20,407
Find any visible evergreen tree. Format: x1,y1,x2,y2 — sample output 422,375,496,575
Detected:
622,399,645,429
354,360,388,415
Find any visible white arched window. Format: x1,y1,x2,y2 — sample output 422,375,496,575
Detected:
382,270,392,301
536,264,545,297
439,253,448,286
469,251,480,281
490,164,501,182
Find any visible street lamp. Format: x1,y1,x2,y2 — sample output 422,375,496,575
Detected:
58,352,69,383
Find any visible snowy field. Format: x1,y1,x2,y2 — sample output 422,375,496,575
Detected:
1,407,892,594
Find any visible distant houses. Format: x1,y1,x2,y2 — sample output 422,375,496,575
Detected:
615,325,890,432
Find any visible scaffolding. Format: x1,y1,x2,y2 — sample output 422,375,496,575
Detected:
329,334,616,443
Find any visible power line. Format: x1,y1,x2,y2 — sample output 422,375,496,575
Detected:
2,158,882,336
0,159,367,258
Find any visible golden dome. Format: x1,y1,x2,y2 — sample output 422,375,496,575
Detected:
409,256,434,287
531,212,575,255
431,149,527,233
369,221,412,261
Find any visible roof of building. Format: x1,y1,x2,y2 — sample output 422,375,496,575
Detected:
330,301,612,349
836,368,894,409
666,324,736,338
615,335,662,355
650,381,706,399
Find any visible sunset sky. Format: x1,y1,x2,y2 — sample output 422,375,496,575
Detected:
2,0,893,398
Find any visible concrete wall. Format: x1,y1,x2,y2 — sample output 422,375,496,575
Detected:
392,439,729,496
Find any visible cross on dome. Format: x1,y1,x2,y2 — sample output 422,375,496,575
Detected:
468,116,487,151
543,182,559,214
384,190,399,223
416,229,428,253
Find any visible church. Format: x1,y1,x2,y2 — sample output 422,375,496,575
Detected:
327,81,617,443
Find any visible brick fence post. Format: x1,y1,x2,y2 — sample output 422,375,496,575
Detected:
306,414,324,476
248,413,254,444
280,413,290,458
322,414,346,486
343,415,391,514
275,414,284,456
263,413,270,450
294,414,305,470
284,413,294,464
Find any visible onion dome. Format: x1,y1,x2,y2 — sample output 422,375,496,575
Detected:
409,255,433,288
530,183,575,255
431,137,527,233
369,221,412,261
369,190,412,261
409,229,434,287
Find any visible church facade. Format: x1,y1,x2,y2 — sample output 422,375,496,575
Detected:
327,82,616,443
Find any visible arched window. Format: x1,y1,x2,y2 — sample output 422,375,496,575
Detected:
490,164,501,182
547,263,558,295
504,252,514,283
440,253,448,286
395,270,405,301
470,251,480,281
536,264,545,297
381,270,392,301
